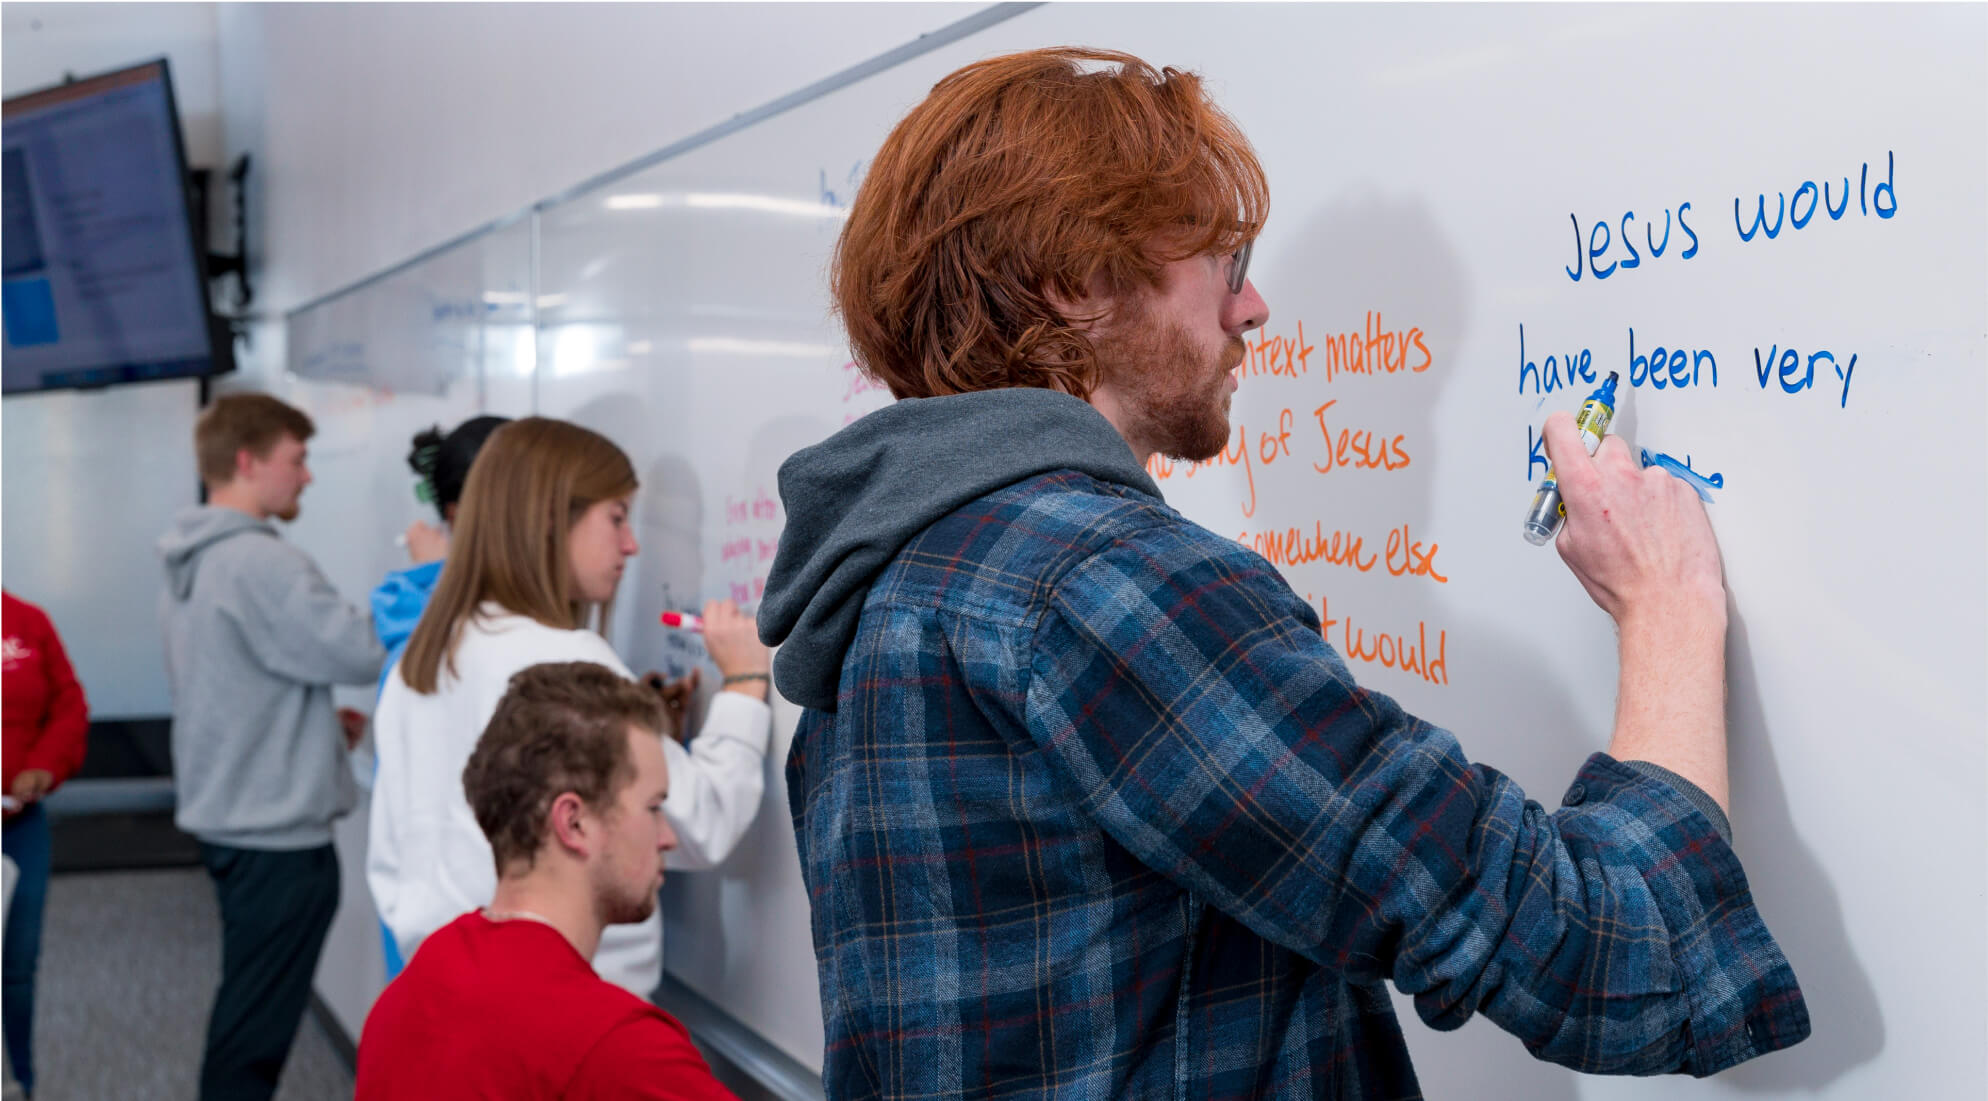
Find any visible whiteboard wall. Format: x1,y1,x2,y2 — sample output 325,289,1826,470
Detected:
277,217,538,1039
285,4,1986,1096
1,380,199,718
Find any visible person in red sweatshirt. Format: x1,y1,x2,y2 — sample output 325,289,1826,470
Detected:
355,661,735,1101
2,590,89,1096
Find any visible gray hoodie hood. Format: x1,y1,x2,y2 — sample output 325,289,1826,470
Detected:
759,388,1160,711
156,503,384,848
159,505,273,600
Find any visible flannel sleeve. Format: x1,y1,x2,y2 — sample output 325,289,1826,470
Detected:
1022,521,1808,1076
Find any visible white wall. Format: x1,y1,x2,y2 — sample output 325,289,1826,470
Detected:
206,1,988,1047
1,3,220,717
216,2,975,316
2,2,222,160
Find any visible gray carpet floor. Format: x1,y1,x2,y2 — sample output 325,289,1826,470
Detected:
23,867,353,1100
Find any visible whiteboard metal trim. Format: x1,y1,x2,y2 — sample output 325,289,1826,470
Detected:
656,976,826,1101
527,209,542,408
283,2,1041,322
534,2,1042,211
283,208,531,322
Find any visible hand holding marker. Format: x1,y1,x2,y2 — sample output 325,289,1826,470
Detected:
1525,375,1724,545
1524,373,1620,545
658,611,704,632
659,600,773,697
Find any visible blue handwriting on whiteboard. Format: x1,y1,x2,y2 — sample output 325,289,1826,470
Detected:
1516,324,1596,397
430,299,500,324
1640,450,1724,502
818,161,868,211
1526,426,1549,482
1566,203,1699,282
1628,329,1717,391
1735,151,1896,242
1753,344,1858,408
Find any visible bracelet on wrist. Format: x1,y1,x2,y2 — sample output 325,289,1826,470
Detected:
721,672,770,687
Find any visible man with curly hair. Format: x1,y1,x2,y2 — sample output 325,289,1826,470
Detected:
356,662,735,1100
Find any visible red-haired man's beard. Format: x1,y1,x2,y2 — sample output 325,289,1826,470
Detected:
1095,311,1245,464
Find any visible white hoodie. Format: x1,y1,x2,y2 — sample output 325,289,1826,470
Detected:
366,603,770,996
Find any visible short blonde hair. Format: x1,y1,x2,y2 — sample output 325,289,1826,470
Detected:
194,393,314,486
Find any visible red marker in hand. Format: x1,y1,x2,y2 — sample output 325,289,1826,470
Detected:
658,611,705,633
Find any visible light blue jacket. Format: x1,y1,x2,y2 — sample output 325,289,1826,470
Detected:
368,558,442,978
369,560,443,700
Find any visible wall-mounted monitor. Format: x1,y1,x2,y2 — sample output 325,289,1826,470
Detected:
2,58,233,395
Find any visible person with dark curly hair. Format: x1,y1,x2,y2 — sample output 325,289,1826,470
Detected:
371,416,511,694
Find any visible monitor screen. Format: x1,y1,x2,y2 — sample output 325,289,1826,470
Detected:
2,59,229,395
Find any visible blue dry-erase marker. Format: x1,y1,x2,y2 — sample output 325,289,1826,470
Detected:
1523,372,1619,545
1640,450,1723,502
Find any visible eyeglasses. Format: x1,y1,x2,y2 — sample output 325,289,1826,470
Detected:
1227,238,1254,296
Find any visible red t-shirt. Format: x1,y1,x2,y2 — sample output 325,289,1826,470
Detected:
356,912,737,1100
2,591,90,802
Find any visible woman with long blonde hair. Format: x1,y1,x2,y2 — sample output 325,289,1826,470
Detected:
367,417,771,995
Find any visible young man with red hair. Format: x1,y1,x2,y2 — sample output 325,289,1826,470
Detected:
760,48,1808,1097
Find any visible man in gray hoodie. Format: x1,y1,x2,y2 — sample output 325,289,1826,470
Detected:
158,392,384,1101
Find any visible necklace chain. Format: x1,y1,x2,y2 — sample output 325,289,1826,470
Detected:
481,906,558,928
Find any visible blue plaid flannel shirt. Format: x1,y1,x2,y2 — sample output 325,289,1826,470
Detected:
787,470,1808,1099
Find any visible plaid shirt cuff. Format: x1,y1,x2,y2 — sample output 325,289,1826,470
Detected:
1620,759,1733,841
1570,753,1811,1075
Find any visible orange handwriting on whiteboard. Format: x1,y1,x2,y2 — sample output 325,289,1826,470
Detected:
1238,521,1448,585
1319,312,1434,383
1233,322,1315,381
1311,400,1411,474
1309,594,1449,686
1257,408,1295,466
1236,522,1377,573
1384,523,1447,583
